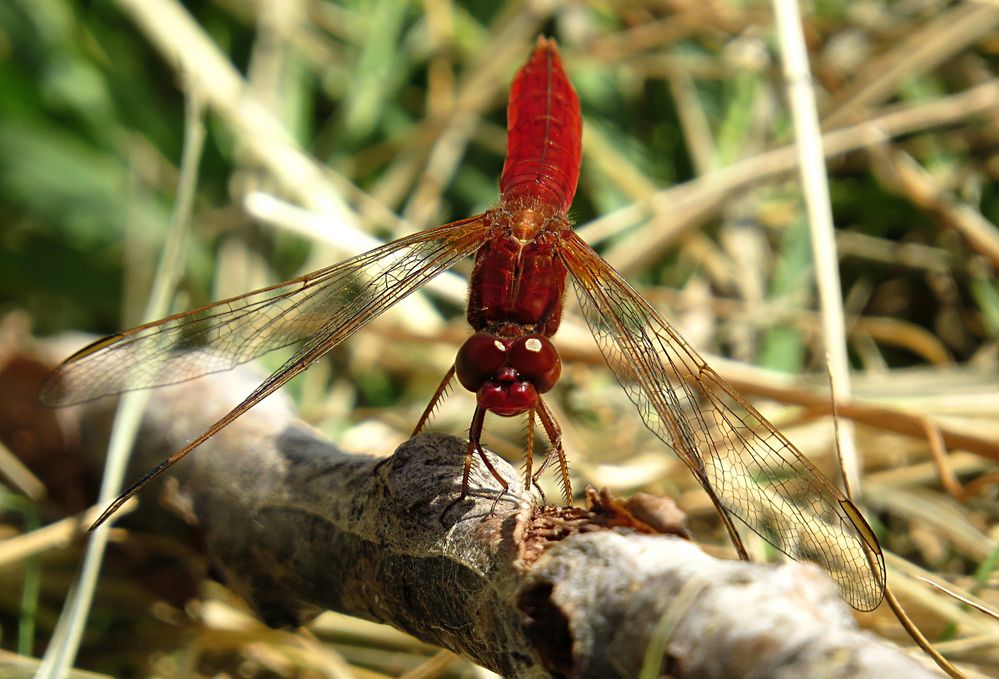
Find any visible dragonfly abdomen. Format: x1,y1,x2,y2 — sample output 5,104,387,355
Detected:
499,37,581,213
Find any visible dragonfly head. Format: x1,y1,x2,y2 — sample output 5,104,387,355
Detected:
455,332,561,416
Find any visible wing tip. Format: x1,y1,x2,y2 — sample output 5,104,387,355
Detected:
39,333,127,407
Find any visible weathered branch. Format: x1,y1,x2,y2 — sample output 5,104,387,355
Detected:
61,364,934,678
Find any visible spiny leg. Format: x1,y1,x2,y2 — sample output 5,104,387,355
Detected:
520,409,548,504
530,403,564,493
459,404,513,498
441,404,487,521
465,406,516,517
463,404,490,495
523,408,535,493
536,396,571,504
475,441,510,493
530,439,559,484
413,364,456,436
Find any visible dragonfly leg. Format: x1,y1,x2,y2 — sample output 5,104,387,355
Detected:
461,404,487,493
536,396,572,504
464,405,513,511
462,405,511,492
521,410,548,503
441,404,514,520
413,364,456,436
531,479,547,505
488,488,512,517
475,444,510,493
523,409,535,492
529,441,559,494
441,404,488,523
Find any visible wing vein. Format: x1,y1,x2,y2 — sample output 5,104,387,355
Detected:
560,230,885,611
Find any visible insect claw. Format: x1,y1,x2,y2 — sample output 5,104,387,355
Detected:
486,488,510,519
531,478,547,505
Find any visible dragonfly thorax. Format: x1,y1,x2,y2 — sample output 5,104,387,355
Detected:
466,210,568,335
508,207,546,242
455,332,561,416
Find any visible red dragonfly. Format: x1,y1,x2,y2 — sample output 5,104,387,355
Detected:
44,37,885,611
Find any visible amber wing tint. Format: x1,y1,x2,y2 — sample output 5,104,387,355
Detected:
43,216,489,407
561,231,885,611
45,216,490,529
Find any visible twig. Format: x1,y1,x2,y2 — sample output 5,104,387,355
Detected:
0,439,45,501
884,588,967,679
579,80,999,272
821,2,999,127
36,89,207,679
871,147,999,268
709,359,999,463
113,0,353,221
0,501,135,569
919,417,966,500
773,0,860,494
56,361,937,678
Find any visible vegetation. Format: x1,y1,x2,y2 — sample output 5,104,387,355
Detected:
0,0,996,676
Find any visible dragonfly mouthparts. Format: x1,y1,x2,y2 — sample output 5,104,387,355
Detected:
476,378,537,417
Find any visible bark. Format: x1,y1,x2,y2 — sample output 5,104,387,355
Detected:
57,365,936,679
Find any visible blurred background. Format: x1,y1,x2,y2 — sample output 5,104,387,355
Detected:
0,0,997,676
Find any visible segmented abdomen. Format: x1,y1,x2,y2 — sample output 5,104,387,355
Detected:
499,38,582,213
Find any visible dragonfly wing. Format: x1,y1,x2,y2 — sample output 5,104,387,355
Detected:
43,215,490,406
67,215,491,530
560,230,885,611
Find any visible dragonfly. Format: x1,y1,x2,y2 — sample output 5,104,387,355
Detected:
43,37,885,611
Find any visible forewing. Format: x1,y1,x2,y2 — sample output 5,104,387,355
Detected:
43,216,490,406
560,231,885,611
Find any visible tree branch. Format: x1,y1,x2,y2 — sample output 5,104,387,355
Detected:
56,362,936,678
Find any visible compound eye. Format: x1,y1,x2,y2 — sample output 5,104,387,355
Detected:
455,333,508,392
508,335,561,393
